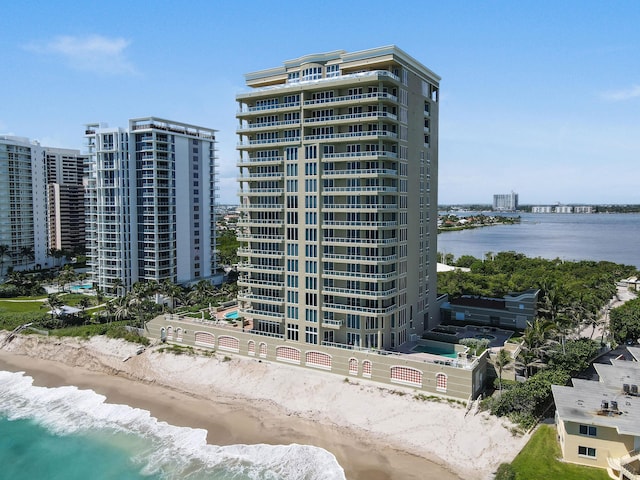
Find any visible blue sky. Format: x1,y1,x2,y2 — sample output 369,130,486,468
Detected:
1,1,638,205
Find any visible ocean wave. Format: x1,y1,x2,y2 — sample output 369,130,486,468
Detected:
0,370,345,480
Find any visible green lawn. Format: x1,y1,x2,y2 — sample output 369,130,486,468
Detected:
511,424,610,480
0,298,46,313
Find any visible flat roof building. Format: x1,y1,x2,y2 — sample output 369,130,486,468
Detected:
0,136,48,273
236,46,440,350
84,117,219,293
493,192,518,211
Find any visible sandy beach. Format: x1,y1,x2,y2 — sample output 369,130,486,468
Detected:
0,333,528,479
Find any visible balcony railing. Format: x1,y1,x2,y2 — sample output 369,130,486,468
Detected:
322,203,398,210
238,101,301,114
323,168,397,177
237,156,284,166
323,186,397,193
323,302,396,315
237,137,300,147
237,119,300,131
323,151,398,159
304,111,398,124
304,131,397,142
322,286,397,297
304,91,398,106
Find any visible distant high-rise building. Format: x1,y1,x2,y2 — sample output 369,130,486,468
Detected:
0,136,48,272
84,117,219,293
45,147,88,254
493,192,518,211
236,46,440,350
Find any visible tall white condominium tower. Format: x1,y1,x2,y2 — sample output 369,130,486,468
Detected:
0,136,48,272
493,192,518,211
85,118,218,293
236,46,440,350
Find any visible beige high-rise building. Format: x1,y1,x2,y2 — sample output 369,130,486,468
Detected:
236,46,439,350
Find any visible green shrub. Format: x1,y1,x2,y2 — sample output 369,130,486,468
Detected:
494,463,516,480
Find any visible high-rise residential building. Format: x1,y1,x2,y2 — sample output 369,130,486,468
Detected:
0,136,48,272
84,117,219,293
236,46,440,350
493,192,518,211
45,147,88,254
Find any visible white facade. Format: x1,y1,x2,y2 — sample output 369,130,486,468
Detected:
0,136,48,271
493,192,518,211
85,118,218,293
236,46,440,350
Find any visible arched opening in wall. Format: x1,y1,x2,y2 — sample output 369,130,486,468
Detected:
305,351,332,370
160,327,167,342
248,340,256,356
436,373,447,393
195,331,215,348
390,366,423,388
259,342,267,358
348,358,359,375
276,346,301,364
363,360,372,378
218,336,240,353
166,326,174,340
176,328,183,342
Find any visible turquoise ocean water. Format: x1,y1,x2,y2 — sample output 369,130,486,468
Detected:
0,371,345,480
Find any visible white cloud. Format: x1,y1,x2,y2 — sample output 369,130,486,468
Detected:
602,84,640,101
24,35,137,75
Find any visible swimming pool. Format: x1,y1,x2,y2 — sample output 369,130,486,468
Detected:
70,284,93,292
412,343,458,359
224,310,240,319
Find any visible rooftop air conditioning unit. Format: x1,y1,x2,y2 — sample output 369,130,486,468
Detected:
632,385,639,395
623,383,631,394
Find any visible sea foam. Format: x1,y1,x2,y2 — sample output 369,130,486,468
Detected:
0,370,346,480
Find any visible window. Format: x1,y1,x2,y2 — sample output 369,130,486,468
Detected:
436,373,447,392
578,446,596,458
579,425,597,437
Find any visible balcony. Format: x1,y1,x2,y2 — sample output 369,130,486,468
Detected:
237,188,284,195
323,253,397,264
321,319,343,329
303,91,398,107
322,168,397,178
323,269,396,280
237,172,284,181
322,203,398,211
304,111,398,124
239,203,284,211
323,302,396,315
323,186,397,194
236,233,284,241
237,277,285,289
237,101,301,115
322,151,398,160
242,308,285,320
238,263,285,273
238,248,284,258
237,137,300,148
236,119,300,133
323,220,398,228
322,286,397,298
303,130,397,142
238,292,284,305
236,218,284,227
236,156,284,167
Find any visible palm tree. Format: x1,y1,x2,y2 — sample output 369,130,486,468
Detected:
518,318,557,377
0,244,10,277
114,296,132,322
188,280,215,306
43,293,64,322
495,348,512,392
19,246,35,269
160,279,182,312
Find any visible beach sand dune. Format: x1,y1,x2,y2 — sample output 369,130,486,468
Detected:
0,334,528,479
